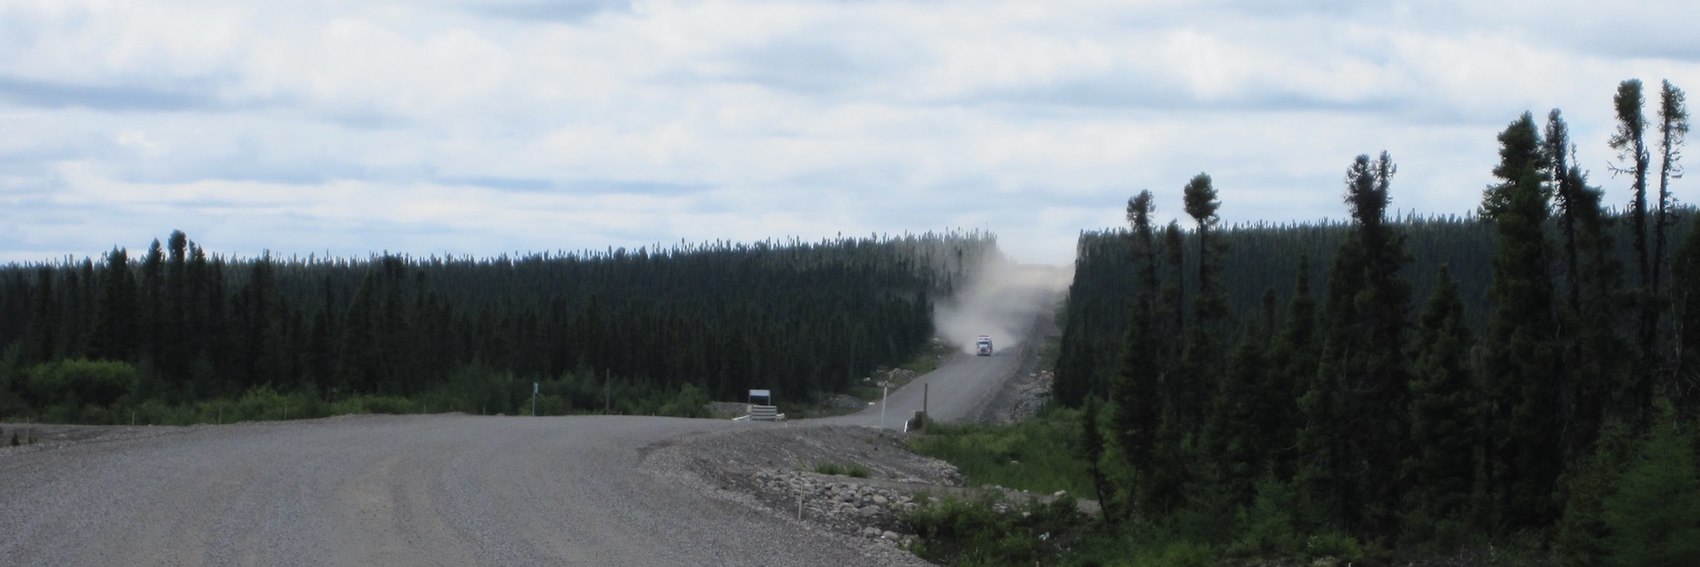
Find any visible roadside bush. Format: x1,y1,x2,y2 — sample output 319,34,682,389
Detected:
904,494,1083,566
1225,473,1302,557
1305,531,1365,563
1603,420,1700,567
1132,540,1216,567
658,383,710,418
26,359,137,409
908,409,1093,496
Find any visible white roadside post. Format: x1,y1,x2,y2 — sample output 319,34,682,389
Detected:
532,382,539,417
879,381,889,429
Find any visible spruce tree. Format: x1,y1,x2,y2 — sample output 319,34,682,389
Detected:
1206,314,1273,505
91,247,137,362
1480,112,1564,529
1081,396,1117,523
1163,221,1185,342
1179,173,1226,429
1654,80,1687,299
1614,79,1652,293
1612,79,1658,422
1548,109,1629,457
162,231,189,392
1299,152,1412,537
1405,266,1477,524
1112,191,1166,522
1563,165,1629,457
1548,109,1584,311
1603,418,1700,566
30,268,55,363
1656,80,1689,408
1267,256,1317,479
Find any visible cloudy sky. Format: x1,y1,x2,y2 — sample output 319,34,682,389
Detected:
3,0,1698,265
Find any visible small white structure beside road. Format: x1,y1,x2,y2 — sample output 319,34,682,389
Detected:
735,388,786,421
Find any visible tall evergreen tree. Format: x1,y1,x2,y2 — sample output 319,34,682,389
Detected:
1179,173,1226,428
140,239,164,364
162,231,189,391
1112,191,1164,509
1206,310,1275,505
1657,81,1690,408
1298,152,1412,537
1267,256,1317,478
1614,79,1653,292
1612,80,1659,412
1480,112,1563,530
30,268,56,363
1405,266,1478,524
1654,80,1687,299
91,248,138,362
1548,109,1584,311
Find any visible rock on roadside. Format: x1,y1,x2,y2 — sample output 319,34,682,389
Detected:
640,424,964,560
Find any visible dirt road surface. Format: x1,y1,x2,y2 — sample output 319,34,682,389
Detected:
0,416,920,566
822,268,1059,430
818,323,1039,430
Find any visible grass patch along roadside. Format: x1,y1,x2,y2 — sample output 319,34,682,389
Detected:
907,407,1093,497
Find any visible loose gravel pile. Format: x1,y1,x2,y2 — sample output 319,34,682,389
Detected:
641,424,965,557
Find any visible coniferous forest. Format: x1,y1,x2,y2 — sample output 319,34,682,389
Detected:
0,231,999,423
1054,79,1700,563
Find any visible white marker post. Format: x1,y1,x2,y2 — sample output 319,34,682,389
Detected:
532,382,539,417
879,381,889,429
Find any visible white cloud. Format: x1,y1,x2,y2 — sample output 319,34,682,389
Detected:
3,0,1700,266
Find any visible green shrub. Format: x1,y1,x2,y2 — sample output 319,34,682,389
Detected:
1305,531,1364,562
815,462,848,476
1558,419,1636,566
1132,540,1216,567
658,383,710,418
26,359,137,409
1225,474,1302,557
908,409,1093,496
904,494,1084,566
1603,421,1700,567
846,464,871,478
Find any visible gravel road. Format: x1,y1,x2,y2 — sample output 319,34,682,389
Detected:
821,276,1056,430
819,335,1034,430
0,415,917,566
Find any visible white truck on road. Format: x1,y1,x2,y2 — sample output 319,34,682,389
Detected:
975,335,993,356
